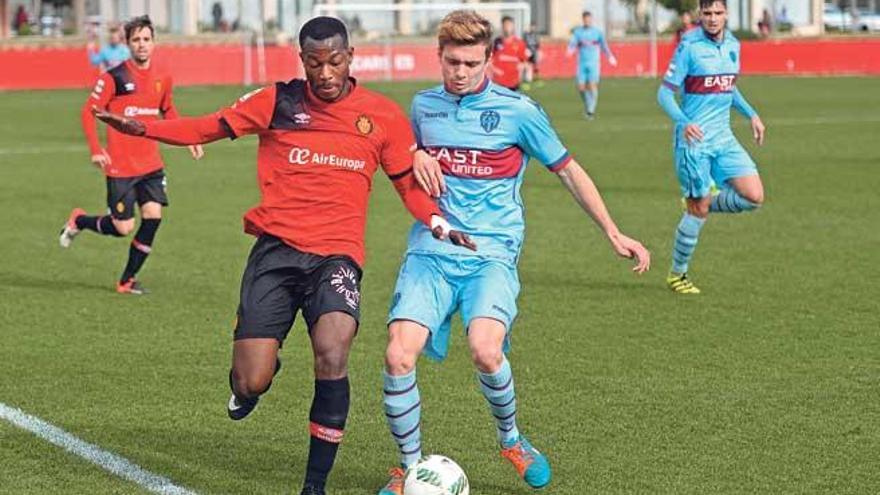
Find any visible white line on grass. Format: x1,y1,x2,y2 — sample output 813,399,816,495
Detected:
0,402,198,495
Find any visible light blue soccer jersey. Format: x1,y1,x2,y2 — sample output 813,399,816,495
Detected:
406,80,571,265
89,43,131,69
661,28,756,144
568,26,612,67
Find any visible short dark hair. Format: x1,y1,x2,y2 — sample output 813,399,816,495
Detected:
124,15,154,41
699,0,727,9
582,11,592,17
299,16,349,48
501,16,514,23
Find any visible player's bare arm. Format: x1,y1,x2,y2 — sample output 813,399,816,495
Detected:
556,160,651,273
412,149,446,197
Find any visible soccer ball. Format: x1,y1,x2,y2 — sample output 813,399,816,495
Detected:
404,455,469,495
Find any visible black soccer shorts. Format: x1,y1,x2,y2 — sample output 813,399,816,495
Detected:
105,169,168,220
233,234,362,342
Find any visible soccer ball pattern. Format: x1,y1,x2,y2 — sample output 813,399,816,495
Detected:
404,455,469,495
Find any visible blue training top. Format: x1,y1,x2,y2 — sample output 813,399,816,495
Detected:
658,28,757,144
89,43,130,69
406,80,571,265
568,26,613,66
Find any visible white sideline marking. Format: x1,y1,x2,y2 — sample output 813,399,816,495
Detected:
0,402,198,495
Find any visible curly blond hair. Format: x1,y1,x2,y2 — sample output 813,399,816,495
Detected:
437,10,493,57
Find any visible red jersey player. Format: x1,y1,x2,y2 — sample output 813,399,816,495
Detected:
60,15,203,294
490,16,529,91
96,17,473,495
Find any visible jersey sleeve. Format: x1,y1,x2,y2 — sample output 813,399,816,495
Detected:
662,41,691,90
567,31,578,51
599,32,613,57
409,98,423,148
380,103,418,177
81,73,115,155
518,99,571,172
518,40,528,62
217,85,276,138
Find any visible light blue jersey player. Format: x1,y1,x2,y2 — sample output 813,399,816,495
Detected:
567,11,617,119
377,10,650,495
657,0,767,294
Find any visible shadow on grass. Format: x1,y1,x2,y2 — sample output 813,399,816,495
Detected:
0,271,111,294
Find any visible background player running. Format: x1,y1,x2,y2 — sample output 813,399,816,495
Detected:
567,11,617,119
490,15,528,91
96,17,471,495
657,0,767,294
60,15,203,295
378,10,650,495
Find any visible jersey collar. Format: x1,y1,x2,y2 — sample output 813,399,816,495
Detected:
442,77,491,105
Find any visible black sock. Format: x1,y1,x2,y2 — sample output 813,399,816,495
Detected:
75,215,123,237
304,377,350,490
120,219,161,282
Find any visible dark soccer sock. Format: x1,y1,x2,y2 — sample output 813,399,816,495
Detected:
75,214,124,237
304,377,350,490
120,219,161,282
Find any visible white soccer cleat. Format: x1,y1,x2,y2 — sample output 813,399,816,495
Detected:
59,208,86,248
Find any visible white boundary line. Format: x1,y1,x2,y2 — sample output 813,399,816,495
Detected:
0,402,198,495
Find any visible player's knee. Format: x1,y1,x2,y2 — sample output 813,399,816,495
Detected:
113,219,136,236
385,342,417,376
470,346,504,373
232,370,273,398
687,201,710,218
743,189,764,206
314,350,348,380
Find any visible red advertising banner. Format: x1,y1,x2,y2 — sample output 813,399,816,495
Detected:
1,38,878,90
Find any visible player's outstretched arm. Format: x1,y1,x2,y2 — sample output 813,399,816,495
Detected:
556,160,650,273
93,107,229,146
387,169,477,251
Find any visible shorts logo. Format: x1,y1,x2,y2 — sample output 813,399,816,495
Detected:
356,115,373,135
480,110,500,133
330,265,360,310
116,201,125,213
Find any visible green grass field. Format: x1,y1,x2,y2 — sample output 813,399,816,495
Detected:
1,77,878,495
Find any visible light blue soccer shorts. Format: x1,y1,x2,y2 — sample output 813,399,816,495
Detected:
674,135,758,198
577,62,601,84
387,253,520,361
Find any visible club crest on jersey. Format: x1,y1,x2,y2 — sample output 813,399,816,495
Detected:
480,110,500,133
729,51,737,63
356,115,373,135
154,80,163,93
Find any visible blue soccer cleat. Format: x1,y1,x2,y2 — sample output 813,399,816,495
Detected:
500,435,552,489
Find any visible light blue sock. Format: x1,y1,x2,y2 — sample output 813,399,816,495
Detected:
580,90,591,113
671,212,706,274
710,188,759,213
383,369,421,467
477,357,520,446
587,88,599,114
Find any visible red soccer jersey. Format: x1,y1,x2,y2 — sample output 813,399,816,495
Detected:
217,79,418,267
491,36,528,89
81,60,176,178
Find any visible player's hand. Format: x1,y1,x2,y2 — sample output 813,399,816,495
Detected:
751,116,766,146
90,149,111,170
188,144,204,160
684,123,704,144
413,149,446,198
92,106,146,136
431,215,477,251
609,55,618,67
607,231,650,274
